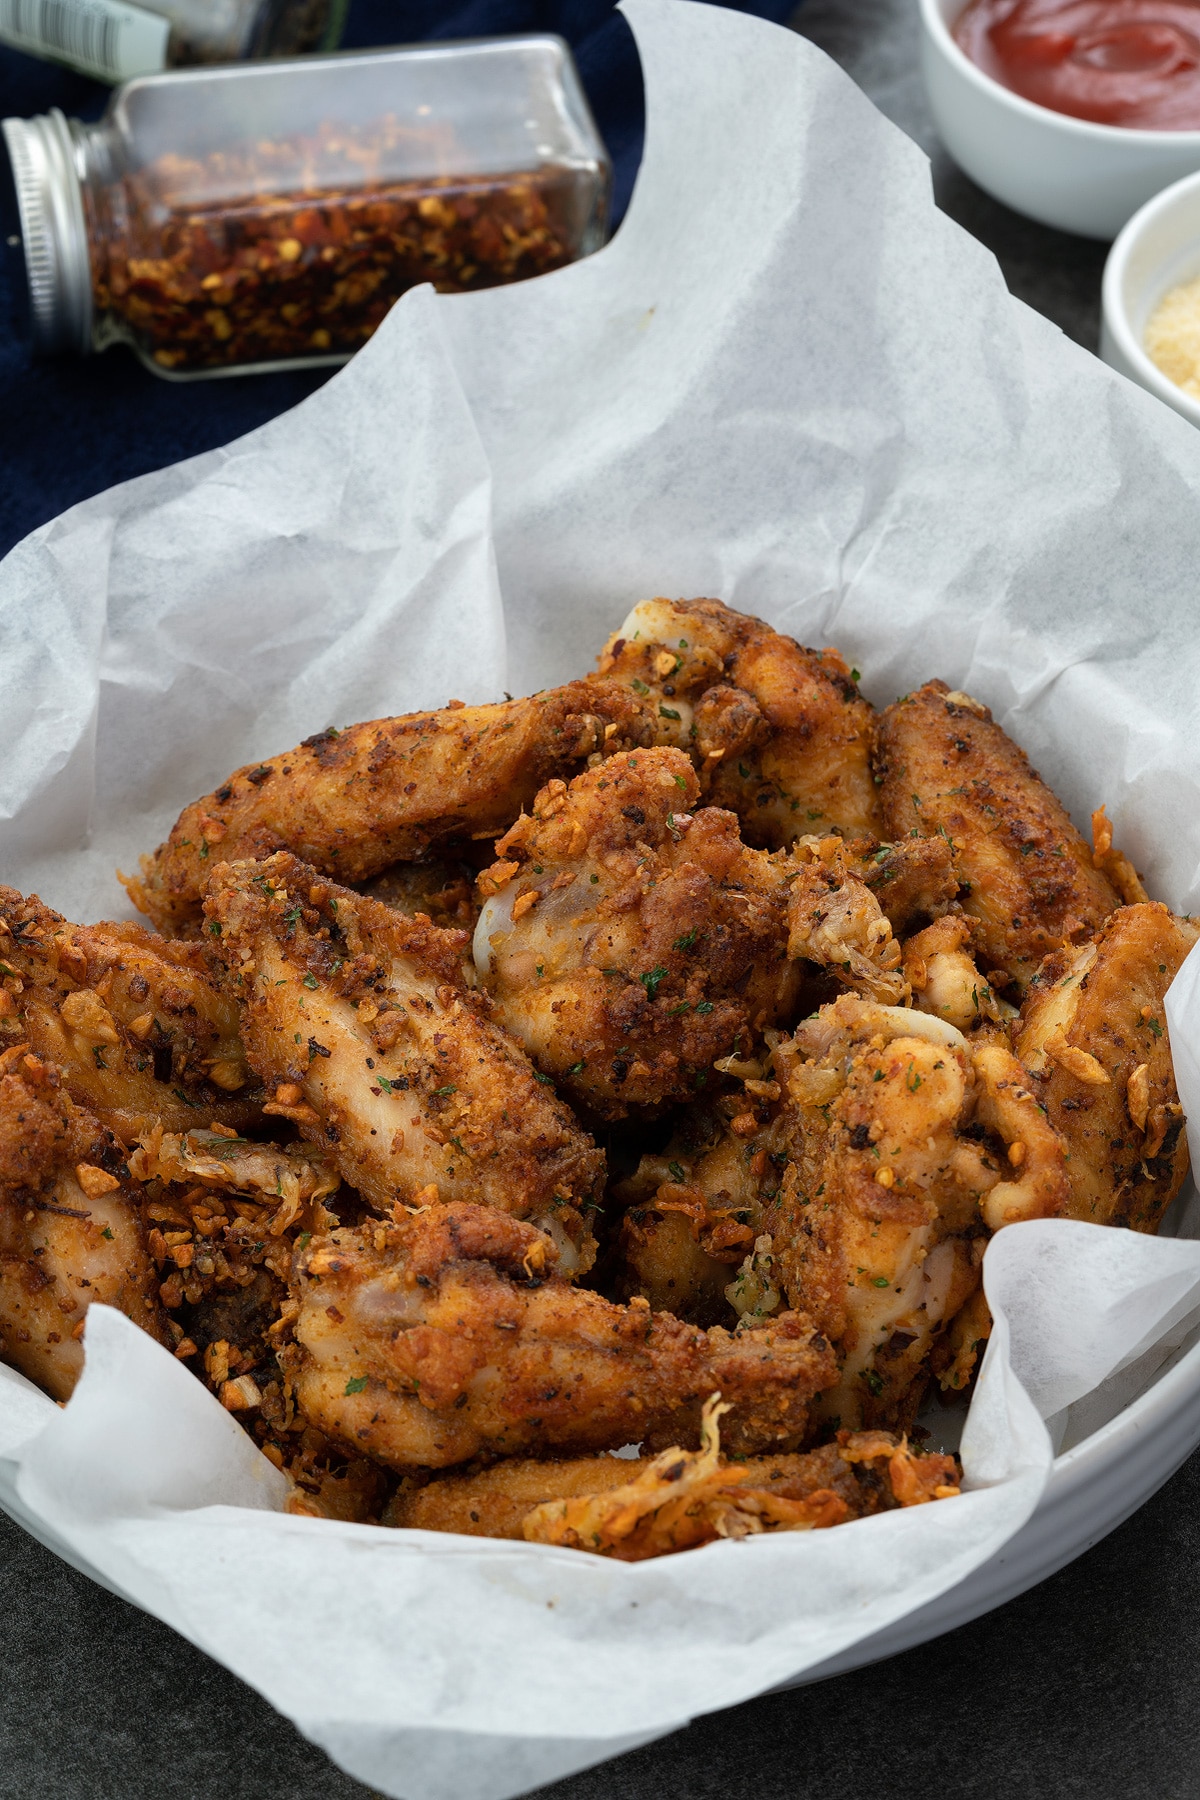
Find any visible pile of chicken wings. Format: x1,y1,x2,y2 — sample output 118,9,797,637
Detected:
0,598,1191,1559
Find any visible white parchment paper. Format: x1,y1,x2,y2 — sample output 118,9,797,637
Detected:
3,2,1200,1794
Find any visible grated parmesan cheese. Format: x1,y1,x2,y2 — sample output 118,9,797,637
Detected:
1145,274,1200,399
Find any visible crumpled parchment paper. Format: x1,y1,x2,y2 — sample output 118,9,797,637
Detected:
3,3,1200,1795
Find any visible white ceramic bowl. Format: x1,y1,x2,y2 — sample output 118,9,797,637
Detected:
1101,169,1200,427
789,1304,1200,1686
919,0,1200,240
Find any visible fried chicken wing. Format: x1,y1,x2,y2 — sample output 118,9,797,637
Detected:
0,1052,169,1399
1016,903,1198,1230
283,1202,836,1470
385,1447,650,1537
875,682,1121,990
596,597,881,843
520,1401,960,1558
0,889,259,1142
744,997,1066,1431
130,682,655,933
473,748,801,1117
204,852,604,1265
383,1421,956,1544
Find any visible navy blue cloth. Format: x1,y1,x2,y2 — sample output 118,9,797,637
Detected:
0,2,796,560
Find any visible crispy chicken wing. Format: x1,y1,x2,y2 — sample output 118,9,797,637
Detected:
0,1052,169,1399
875,681,1121,990
1016,903,1198,1231
131,682,655,933
283,1202,836,1470
0,888,258,1142
596,597,881,843
744,997,1068,1431
204,852,604,1267
521,1402,960,1558
388,1400,959,1553
473,748,802,1117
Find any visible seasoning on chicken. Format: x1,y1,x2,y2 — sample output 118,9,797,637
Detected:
596,596,881,843
282,1202,837,1471
204,851,604,1268
128,1124,341,1235
135,1133,341,1420
875,681,1121,991
0,1051,169,1399
473,748,802,1117
1016,902,1199,1231
610,1098,786,1323
784,834,908,1003
358,858,479,932
131,681,655,932
849,834,960,936
0,888,258,1141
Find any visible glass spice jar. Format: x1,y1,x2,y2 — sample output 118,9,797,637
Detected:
0,0,345,86
1,37,611,377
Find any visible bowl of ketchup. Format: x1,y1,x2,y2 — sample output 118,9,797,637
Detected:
920,0,1200,236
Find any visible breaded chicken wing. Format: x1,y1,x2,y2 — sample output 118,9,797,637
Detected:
204,852,604,1266
283,1202,836,1470
132,682,654,933
388,1400,958,1554
520,1402,959,1558
0,888,258,1142
473,749,802,1117
596,597,881,843
1016,903,1198,1231
383,1422,955,1544
0,1051,169,1399
875,682,1121,991
745,997,1068,1431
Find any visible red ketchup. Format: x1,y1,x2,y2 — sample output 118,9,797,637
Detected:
953,0,1200,127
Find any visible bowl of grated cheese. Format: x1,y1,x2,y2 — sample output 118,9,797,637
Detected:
1102,168,1200,427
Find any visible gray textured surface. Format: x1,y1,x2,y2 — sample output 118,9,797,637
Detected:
3,6,1190,1799
798,0,1108,351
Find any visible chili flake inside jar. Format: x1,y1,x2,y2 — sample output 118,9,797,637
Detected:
87,120,589,373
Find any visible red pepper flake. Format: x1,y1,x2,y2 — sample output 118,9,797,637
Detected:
86,119,581,373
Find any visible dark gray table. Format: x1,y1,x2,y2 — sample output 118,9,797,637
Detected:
2,7,1191,1800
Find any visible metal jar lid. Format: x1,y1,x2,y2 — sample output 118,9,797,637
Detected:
1,109,92,355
